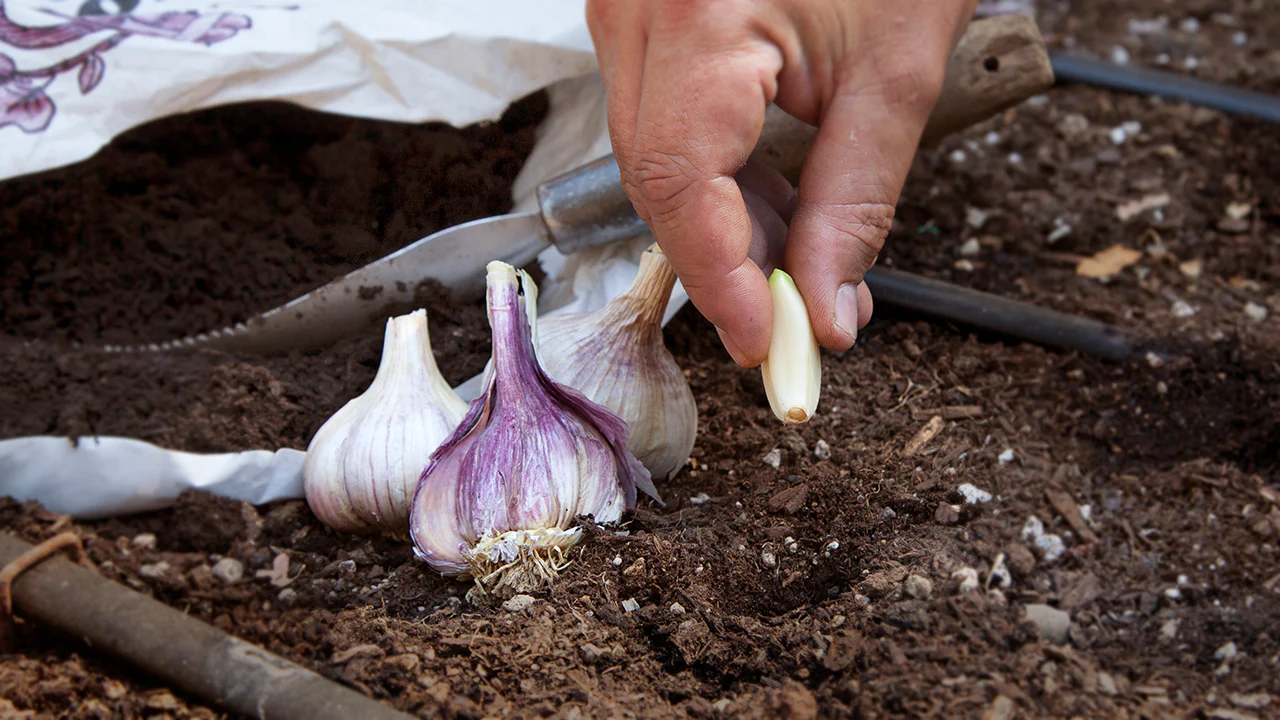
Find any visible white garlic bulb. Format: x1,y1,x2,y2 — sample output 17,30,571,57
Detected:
303,309,467,538
536,245,697,481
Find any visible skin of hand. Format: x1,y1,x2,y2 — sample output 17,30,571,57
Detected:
586,0,978,367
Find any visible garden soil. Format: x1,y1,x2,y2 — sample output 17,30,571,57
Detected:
3,1,1279,718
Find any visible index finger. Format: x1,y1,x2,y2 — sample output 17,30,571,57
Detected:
621,21,785,366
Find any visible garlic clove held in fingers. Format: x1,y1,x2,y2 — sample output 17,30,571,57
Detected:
409,261,658,600
760,269,821,424
303,309,468,538
536,244,697,481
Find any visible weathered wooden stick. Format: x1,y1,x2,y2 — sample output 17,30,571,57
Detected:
0,532,416,720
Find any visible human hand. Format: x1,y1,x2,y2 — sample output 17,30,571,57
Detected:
586,0,977,366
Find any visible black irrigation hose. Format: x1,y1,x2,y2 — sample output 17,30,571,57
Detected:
1049,52,1280,124
864,267,1141,361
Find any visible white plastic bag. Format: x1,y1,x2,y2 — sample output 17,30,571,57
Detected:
0,436,304,519
1,0,599,181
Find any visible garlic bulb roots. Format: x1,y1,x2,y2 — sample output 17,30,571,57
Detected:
409,261,657,601
760,269,822,424
303,309,467,538
537,245,698,481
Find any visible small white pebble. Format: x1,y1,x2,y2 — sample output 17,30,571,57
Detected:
211,558,244,584
965,207,989,229
784,537,799,554
1022,516,1045,541
998,448,1016,464
762,449,782,469
957,483,993,504
1079,504,1093,521
1156,53,1171,65
1122,121,1142,136
1164,587,1182,600
953,567,980,594
984,131,1001,146
621,598,640,613
958,238,981,257
761,550,778,569
1177,574,1190,586
1128,17,1169,35
1184,56,1200,70
1037,535,1066,563
670,602,686,615
131,533,157,550
138,562,170,579
1232,31,1247,46
1215,642,1238,661
612,554,623,566
1007,152,1023,165
1146,351,1166,368
950,149,967,164
954,259,975,272
1244,302,1268,321
1172,300,1197,318
905,574,934,600
1109,126,1129,144
1027,94,1049,107
989,559,1013,589
689,492,711,505
1111,46,1131,65
814,439,831,460
883,507,897,519
1179,17,1200,33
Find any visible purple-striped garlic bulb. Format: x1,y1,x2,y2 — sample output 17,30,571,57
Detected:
409,261,658,599
536,244,697,482
303,309,467,538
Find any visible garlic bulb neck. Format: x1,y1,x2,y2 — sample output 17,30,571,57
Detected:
612,246,678,329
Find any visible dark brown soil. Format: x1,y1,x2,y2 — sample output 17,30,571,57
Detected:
3,1,1280,718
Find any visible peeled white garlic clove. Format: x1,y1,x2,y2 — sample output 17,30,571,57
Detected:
409,261,657,600
761,269,821,424
536,245,698,481
303,309,467,538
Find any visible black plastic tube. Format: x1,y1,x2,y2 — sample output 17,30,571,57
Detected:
1049,52,1280,124
864,267,1140,361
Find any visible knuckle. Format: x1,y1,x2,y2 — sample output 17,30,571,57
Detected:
865,61,945,116
820,201,895,264
626,148,699,222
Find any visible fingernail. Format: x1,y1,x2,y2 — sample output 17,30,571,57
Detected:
715,326,750,366
834,282,859,344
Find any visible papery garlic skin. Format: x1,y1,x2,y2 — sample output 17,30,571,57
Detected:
761,269,821,424
409,261,657,598
304,309,467,537
537,246,697,481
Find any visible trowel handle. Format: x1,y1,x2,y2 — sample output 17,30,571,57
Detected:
534,12,1053,255
536,153,643,255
